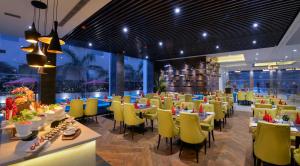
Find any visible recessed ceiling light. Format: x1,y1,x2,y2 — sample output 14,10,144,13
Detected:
88,42,92,47
145,56,149,59
158,41,163,46
252,23,258,28
285,55,288,59
174,7,181,14
216,45,219,49
122,27,128,33
252,40,257,44
28,25,32,29
255,52,259,56
293,49,297,52
180,50,184,54
202,32,208,38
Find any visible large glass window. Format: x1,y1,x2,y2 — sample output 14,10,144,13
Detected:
228,71,250,90
124,56,143,95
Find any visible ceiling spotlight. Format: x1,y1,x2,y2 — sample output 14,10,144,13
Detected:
28,25,32,29
285,55,288,59
252,40,257,44
293,49,297,52
88,42,92,47
255,52,259,56
202,32,208,38
215,45,219,49
180,50,184,54
158,41,163,46
122,27,128,33
145,56,149,59
252,23,258,28
174,7,181,14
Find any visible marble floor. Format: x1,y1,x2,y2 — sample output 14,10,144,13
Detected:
85,104,254,166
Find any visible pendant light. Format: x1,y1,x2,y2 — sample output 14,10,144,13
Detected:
47,0,63,54
21,43,35,52
26,43,47,67
38,0,64,45
24,21,40,43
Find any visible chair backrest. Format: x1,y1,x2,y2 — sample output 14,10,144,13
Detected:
85,98,98,116
123,103,139,126
145,93,154,99
213,101,224,120
179,112,206,144
139,97,148,104
113,101,124,122
254,122,290,165
193,100,204,110
69,99,84,118
123,96,131,103
178,95,185,101
112,96,122,102
277,105,296,111
184,94,192,102
150,99,160,108
253,108,277,119
280,110,300,121
255,103,272,109
203,103,214,112
237,91,246,100
164,97,173,110
180,102,194,110
246,91,254,101
157,109,177,137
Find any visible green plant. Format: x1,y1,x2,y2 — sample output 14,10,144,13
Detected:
11,109,36,122
282,114,289,121
154,73,167,93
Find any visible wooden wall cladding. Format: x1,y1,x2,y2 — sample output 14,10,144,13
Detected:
155,56,219,94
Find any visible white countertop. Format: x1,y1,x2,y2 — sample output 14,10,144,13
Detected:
0,121,101,165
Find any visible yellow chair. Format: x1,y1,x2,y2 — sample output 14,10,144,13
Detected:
203,104,214,113
69,99,84,119
253,108,277,119
213,101,225,131
84,98,98,122
157,109,179,153
179,112,207,163
144,99,159,131
163,97,173,110
246,91,254,104
277,105,297,111
139,97,148,104
200,114,215,148
237,91,246,105
123,103,145,140
294,148,300,165
145,93,154,99
184,94,193,102
112,101,124,133
180,102,194,110
280,109,300,121
255,103,272,109
123,96,131,103
193,100,204,111
254,122,290,165
112,95,122,102
178,94,185,101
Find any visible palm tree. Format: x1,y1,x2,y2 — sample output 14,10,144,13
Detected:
0,62,16,74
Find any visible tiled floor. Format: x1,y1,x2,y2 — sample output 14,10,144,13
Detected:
84,104,253,166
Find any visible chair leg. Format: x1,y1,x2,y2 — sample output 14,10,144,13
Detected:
166,137,168,143
223,118,225,127
113,120,116,130
170,137,173,154
179,142,184,157
95,116,98,123
151,120,154,132
195,144,199,163
119,121,122,133
124,124,127,135
219,120,222,131
212,130,215,141
131,126,134,140
208,131,211,148
204,139,207,155
157,135,161,150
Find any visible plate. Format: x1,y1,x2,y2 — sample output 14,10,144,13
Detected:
63,130,76,136
15,132,32,138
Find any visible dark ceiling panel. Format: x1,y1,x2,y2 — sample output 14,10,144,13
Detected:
63,0,300,60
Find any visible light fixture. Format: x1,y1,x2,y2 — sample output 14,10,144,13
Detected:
158,41,163,46
25,22,40,43
123,27,128,33
215,45,219,49
263,69,269,72
174,7,180,14
255,52,259,56
21,43,35,52
216,54,245,63
26,43,47,68
145,56,149,59
38,29,65,45
88,42,93,47
180,50,184,54
285,55,288,59
254,61,295,67
235,70,241,73
252,23,258,28
293,49,297,52
202,32,207,38
252,40,257,44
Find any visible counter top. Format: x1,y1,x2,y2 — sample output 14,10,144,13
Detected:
0,121,101,165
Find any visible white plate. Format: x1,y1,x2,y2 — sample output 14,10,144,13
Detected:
15,132,32,138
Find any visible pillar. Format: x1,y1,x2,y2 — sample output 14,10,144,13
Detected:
109,54,124,96
143,59,154,94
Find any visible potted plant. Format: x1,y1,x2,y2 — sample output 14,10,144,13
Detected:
11,109,36,137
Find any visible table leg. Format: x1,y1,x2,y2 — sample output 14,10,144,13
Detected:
296,136,300,148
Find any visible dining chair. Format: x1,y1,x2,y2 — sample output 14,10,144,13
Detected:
246,91,254,105
200,113,215,148
255,103,272,109
112,101,124,133
84,98,98,122
112,95,122,102
277,105,297,111
123,96,131,103
163,97,173,110
144,99,159,131
213,101,225,131
193,100,204,111
69,99,84,119
157,109,179,153
294,148,300,165
254,122,290,165
123,103,145,140
180,102,194,110
184,94,193,102
139,97,148,104
253,108,277,119
237,91,246,105
179,112,207,163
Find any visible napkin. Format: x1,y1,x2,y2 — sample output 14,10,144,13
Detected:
171,106,176,115
295,113,300,124
260,100,265,104
146,99,151,106
104,95,108,100
263,111,272,122
199,104,203,113
134,103,139,109
204,97,208,103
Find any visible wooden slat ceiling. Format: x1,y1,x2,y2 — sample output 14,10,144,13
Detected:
63,0,300,61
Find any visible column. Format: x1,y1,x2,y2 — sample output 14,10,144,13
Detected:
109,53,124,96
143,59,154,94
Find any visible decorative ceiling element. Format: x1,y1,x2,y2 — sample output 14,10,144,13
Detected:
64,0,300,60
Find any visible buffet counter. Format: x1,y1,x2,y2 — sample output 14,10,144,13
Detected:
0,121,101,166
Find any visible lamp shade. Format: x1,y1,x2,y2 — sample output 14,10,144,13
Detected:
26,43,47,67
21,43,35,52
47,21,63,54
25,22,40,43
38,29,65,45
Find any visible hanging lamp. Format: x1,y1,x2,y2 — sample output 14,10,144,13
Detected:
25,22,40,43
26,43,47,67
21,43,35,52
